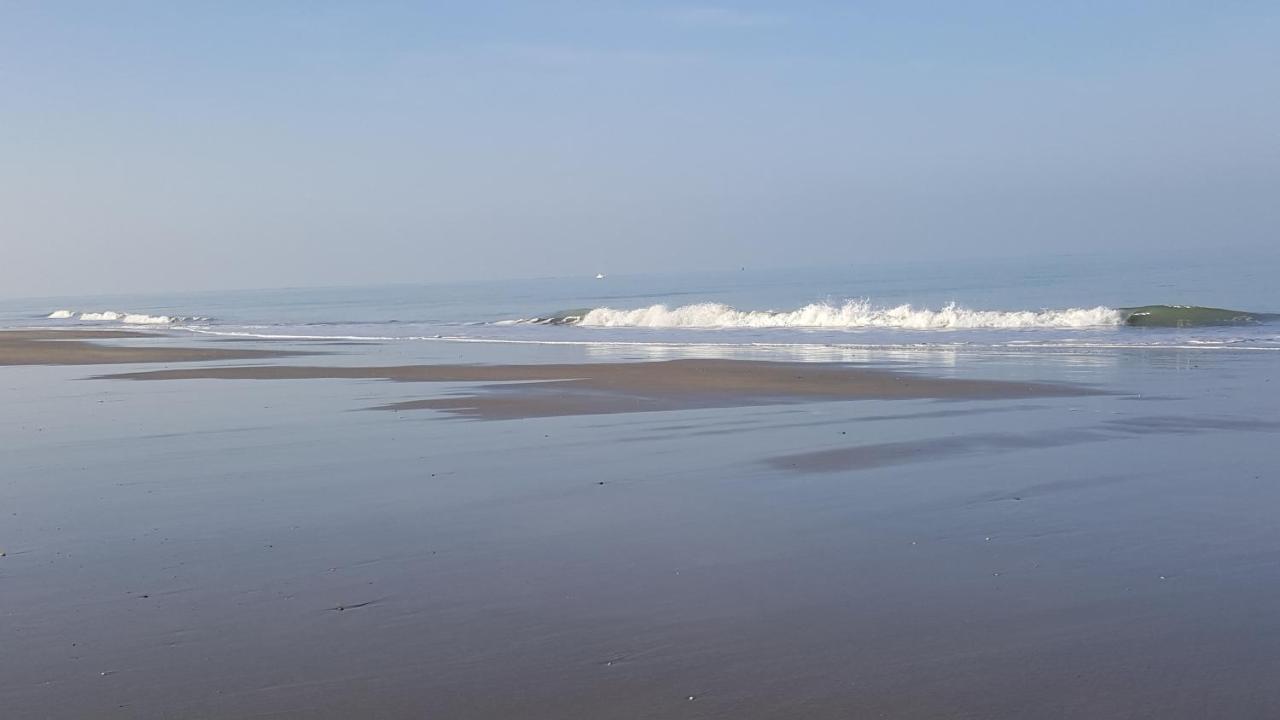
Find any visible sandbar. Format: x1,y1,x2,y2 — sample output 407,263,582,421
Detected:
99,358,1098,419
0,330,302,366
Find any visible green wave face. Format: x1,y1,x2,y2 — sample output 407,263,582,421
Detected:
527,308,593,325
1121,305,1280,327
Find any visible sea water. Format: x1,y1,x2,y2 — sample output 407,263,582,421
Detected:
4,252,1277,356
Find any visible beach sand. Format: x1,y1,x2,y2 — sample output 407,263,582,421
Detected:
4,330,1096,419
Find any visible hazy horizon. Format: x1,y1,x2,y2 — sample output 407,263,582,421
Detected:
4,1,1278,298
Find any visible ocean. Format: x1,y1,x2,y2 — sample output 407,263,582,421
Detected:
5,252,1278,357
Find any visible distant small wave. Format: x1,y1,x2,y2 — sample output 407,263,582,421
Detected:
46,309,205,325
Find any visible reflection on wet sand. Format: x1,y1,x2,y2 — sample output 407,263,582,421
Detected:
766,415,1280,473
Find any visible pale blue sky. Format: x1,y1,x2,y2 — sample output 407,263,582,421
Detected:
2,1,1277,296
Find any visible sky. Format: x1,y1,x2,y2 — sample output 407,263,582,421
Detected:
2,1,1278,297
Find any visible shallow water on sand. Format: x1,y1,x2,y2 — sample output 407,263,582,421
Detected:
2,333,1278,718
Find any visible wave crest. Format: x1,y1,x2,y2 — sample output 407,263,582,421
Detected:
573,301,1124,330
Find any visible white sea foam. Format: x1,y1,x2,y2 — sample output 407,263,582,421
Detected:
47,310,74,319
576,301,1124,330
120,313,176,324
176,328,1280,353
77,311,123,321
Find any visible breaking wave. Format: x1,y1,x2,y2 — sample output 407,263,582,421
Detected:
529,301,1125,329
520,302,1279,330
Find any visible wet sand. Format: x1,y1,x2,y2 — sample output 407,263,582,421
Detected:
765,415,1280,473
0,330,301,366
4,333,1280,718
98,358,1096,419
